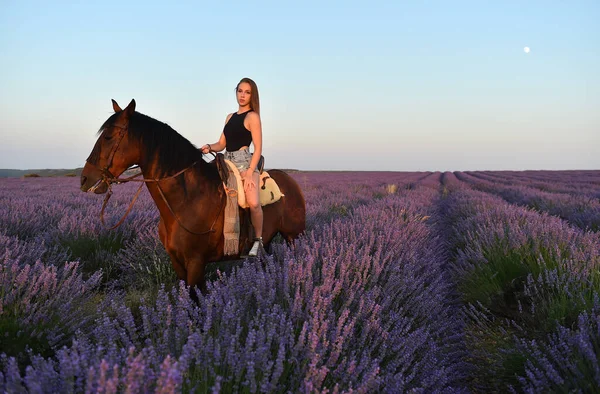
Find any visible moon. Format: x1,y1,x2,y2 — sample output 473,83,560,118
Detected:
524,46,531,54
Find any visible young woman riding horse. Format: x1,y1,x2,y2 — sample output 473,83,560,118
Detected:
200,77,263,257
80,97,305,300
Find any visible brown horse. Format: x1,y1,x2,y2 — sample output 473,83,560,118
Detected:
80,99,306,298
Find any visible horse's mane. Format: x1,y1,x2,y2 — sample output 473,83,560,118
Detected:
94,111,214,178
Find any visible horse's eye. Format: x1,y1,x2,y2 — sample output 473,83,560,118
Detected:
104,135,113,141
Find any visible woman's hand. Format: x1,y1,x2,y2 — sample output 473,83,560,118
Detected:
200,144,211,154
242,169,256,192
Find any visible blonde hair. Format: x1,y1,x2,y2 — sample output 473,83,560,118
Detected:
236,77,260,115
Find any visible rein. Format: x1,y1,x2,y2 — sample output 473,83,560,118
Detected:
89,124,223,236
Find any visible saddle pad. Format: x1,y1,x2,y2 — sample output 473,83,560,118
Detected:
224,159,284,208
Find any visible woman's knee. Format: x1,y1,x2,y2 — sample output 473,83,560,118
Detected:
245,190,261,209
247,195,261,210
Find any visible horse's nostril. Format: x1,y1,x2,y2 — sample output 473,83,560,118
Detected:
81,176,87,186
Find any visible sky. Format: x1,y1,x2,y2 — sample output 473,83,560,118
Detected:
0,0,598,172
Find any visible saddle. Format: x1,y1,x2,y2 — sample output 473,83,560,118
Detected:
213,153,284,256
215,153,284,208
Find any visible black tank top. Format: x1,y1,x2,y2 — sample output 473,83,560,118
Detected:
223,110,253,151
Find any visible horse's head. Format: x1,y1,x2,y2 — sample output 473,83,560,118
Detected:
80,99,140,193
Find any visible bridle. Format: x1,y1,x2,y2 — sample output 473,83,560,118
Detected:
85,122,223,235
86,122,129,194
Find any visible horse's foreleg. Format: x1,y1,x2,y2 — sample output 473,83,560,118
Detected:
168,252,187,283
160,221,188,285
186,259,207,303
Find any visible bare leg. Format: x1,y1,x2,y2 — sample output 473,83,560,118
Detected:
245,171,263,257
246,171,263,237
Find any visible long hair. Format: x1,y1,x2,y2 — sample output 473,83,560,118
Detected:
236,77,260,115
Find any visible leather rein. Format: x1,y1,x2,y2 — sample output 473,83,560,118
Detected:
87,123,223,235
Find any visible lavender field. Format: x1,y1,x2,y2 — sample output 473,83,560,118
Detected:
1,170,599,393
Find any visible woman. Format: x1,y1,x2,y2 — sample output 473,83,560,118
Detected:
200,77,263,257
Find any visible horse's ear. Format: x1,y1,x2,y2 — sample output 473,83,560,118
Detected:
124,99,136,117
112,99,122,113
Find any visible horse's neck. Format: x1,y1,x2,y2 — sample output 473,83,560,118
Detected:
132,130,222,219
140,159,220,209
140,159,217,186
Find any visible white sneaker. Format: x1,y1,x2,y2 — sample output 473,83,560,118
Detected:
248,237,263,257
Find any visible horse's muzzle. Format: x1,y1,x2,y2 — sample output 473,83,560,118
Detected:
80,175,88,190
80,176,108,193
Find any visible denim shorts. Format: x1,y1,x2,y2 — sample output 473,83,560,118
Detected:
224,149,259,173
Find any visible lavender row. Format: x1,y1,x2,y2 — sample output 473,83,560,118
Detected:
0,177,159,242
441,171,467,192
414,171,442,189
455,171,600,231
489,170,600,186
1,183,465,392
0,260,102,367
288,171,430,229
468,170,600,199
444,185,600,391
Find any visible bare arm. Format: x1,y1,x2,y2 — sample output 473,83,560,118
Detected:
246,112,262,172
